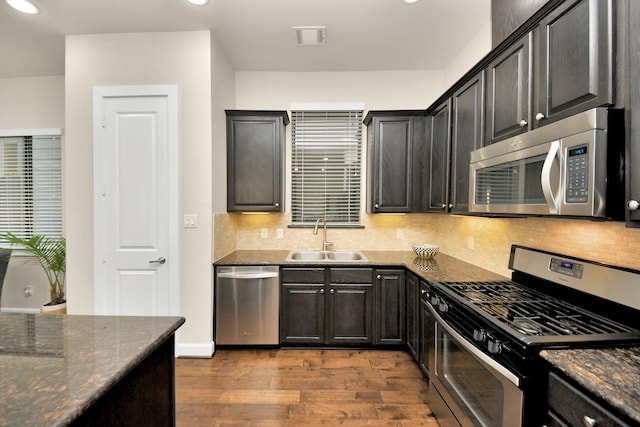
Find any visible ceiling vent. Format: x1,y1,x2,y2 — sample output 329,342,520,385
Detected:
293,26,326,47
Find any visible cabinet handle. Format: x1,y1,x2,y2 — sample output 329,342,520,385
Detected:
421,289,427,295
448,203,454,209
441,204,447,210
330,289,334,294
582,416,596,427
320,289,325,295
627,200,640,211
374,203,379,208
275,202,280,207
535,112,546,121
376,274,382,280
519,119,528,127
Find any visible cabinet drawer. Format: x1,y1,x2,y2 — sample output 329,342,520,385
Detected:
330,268,373,284
548,372,630,427
281,268,325,284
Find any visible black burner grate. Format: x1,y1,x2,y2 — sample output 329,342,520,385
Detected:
441,281,636,336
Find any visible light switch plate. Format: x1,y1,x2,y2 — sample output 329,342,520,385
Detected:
184,214,198,228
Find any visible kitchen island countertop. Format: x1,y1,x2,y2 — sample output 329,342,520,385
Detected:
540,347,640,424
0,313,184,426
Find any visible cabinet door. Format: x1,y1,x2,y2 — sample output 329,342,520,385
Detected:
374,269,406,345
405,273,419,361
485,33,531,144
327,284,373,345
450,72,485,214
428,100,451,212
627,0,640,225
534,0,613,127
280,283,325,344
226,112,286,212
371,117,413,212
418,282,432,377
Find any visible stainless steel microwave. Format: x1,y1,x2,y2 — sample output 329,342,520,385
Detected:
469,108,625,219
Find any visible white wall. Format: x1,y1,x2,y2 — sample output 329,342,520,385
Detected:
442,20,492,90
0,75,65,311
235,71,445,111
65,31,214,354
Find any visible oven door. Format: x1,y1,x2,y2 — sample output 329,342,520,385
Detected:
428,305,523,427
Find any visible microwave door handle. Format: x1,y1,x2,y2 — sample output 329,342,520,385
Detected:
541,140,560,214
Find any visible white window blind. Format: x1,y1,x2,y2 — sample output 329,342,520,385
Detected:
0,135,62,240
291,110,363,226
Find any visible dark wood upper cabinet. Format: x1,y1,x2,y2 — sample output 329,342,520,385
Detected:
533,0,613,127
485,33,531,145
365,111,428,213
492,0,551,48
451,72,485,213
428,100,451,212
225,110,288,212
627,0,640,226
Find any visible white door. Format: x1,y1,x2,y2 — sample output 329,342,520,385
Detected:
93,86,179,316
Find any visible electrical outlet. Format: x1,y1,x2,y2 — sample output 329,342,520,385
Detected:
396,228,404,240
467,236,475,250
261,228,269,239
276,229,284,239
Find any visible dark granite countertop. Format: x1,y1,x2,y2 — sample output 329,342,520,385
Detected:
0,313,184,427
214,250,508,283
540,347,640,424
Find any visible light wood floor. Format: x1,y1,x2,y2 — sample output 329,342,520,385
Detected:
175,348,439,427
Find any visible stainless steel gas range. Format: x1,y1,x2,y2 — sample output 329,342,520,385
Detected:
426,245,640,427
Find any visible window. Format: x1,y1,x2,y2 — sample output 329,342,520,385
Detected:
0,131,62,241
291,109,363,226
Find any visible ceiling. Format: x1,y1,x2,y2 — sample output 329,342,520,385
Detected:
0,0,491,78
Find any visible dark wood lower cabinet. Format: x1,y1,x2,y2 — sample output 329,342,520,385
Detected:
547,371,632,426
374,269,406,345
405,272,419,360
280,267,373,345
418,281,431,377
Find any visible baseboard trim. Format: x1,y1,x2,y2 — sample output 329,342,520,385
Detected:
176,341,215,358
0,307,40,314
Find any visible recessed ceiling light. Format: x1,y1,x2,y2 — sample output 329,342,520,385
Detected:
293,26,326,47
402,0,421,4
186,0,208,5
6,0,39,14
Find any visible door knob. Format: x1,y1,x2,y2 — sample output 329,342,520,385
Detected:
627,200,640,211
535,113,545,121
149,257,166,264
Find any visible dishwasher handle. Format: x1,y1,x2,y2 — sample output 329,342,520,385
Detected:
217,271,279,280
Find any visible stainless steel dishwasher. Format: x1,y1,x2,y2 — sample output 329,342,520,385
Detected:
215,266,280,345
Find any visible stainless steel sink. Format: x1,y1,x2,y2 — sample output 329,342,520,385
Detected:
285,250,367,262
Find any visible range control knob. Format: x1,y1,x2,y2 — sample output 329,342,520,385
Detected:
487,339,503,354
438,301,449,313
430,295,440,306
473,329,487,342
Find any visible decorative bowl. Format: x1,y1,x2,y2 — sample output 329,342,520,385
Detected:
413,257,438,272
412,243,439,259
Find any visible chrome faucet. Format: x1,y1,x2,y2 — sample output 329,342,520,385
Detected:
313,218,333,251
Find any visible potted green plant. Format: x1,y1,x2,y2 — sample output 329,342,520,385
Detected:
0,232,66,313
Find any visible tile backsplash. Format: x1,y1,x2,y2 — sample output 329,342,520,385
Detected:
214,213,640,277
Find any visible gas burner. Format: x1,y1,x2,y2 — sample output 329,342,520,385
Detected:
554,317,581,335
512,318,542,335
464,290,486,301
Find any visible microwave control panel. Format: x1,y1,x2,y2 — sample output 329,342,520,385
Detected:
565,145,589,203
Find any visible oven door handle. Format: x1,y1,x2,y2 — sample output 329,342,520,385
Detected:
429,304,521,387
